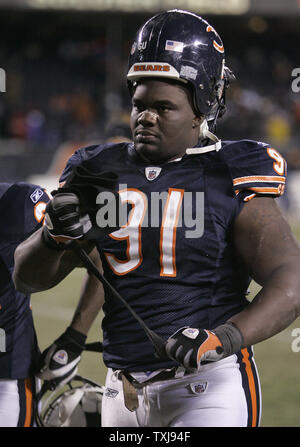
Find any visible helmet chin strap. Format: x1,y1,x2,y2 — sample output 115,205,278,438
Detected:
200,119,219,143
186,119,221,154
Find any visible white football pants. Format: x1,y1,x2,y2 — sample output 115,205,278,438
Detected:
101,347,261,427
0,378,35,427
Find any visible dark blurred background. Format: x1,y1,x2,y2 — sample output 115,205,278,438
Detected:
0,0,300,218
1,2,299,427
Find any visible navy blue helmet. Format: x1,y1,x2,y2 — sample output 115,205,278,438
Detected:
127,9,234,126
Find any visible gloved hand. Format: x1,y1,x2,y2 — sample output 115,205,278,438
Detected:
165,327,224,371
44,192,91,244
36,327,87,388
165,323,243,371
43,166,124,245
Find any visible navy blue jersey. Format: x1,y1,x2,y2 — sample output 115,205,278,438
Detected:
0,182,49,379
60,140,286,372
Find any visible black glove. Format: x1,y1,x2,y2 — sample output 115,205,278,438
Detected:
165,327,224,371
51,165,127,241
43,165,123,247
36,327,87,387
59,164,119,214
44,192,90,243
165,323,243,371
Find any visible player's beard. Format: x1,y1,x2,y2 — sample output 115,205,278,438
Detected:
134,134,163,163
134,135,184,164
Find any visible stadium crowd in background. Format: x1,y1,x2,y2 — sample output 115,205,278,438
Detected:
0,17,299,164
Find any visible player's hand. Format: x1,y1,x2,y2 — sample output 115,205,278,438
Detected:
44,192,91,243
165,327,224,371
36,327,87,388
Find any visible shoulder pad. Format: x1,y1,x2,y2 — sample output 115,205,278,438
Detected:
59,143,125,185
219,140,287,201
59,144,101,185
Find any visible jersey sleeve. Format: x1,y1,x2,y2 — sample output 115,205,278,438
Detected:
59,149,84,186
220,140,287,202
59,144,102,186
23,184,51,235
0,183,51,238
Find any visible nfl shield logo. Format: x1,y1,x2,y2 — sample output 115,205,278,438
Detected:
190,382,208,394
145,167,161,181
53,349,68,365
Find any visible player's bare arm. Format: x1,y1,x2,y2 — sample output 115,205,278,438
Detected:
13,226,95,294
230,196,300,346
70,248,105,335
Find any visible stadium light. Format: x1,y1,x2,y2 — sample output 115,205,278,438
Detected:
25,0,250,15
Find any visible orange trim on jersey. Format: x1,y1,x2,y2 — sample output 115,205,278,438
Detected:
284,159,288,177
241,348,258,427
159,188,184,277
24,378,33,427
33,201,47,223
233,175,286,186
104,188,147,276
235,186,284,196
244,193,257,202
248,186,284,195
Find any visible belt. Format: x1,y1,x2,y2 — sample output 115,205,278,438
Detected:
115,367,188,413
114,366,191,388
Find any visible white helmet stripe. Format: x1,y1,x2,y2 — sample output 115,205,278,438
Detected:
127,62,186,83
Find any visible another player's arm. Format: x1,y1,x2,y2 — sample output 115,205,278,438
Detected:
69,247,105,335
229,196,300,346
34,247,104,385
13,226,95,293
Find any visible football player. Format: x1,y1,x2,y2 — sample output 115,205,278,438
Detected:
0,182,50,426
13,10,300,427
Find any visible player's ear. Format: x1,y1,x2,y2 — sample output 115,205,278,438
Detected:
192,115,204,129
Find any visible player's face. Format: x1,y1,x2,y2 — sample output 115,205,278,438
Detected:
131,79,201,164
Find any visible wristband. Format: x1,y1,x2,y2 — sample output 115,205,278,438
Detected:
213,322,243,357
41,227,68,251
64,326,87,349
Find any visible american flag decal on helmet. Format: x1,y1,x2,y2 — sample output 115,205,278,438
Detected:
165,40,184,53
